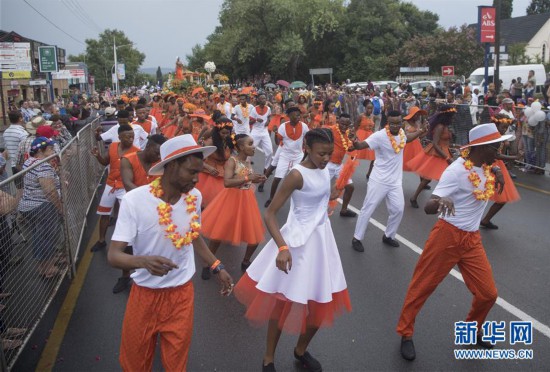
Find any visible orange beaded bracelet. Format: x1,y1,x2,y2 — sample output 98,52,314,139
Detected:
210,259,221,270
278,245,289,252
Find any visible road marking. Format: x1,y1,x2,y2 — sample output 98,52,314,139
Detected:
343,201,550,340
514,182,550,196
36,224,99,371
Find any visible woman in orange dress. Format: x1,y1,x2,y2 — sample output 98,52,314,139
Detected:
402,106,428,172
480,114,522,229
407,105,457,208
322,100,337,127
268,102,284,133
308,100,323,129
150,95,164,124
201,133,267,279
354,99,376,179
195,116,233,208
297,94,309,124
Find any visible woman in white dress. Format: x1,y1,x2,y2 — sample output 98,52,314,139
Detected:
234,128,352,372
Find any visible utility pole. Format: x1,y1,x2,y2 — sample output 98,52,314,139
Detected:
495,0,501,92
113,36,119,97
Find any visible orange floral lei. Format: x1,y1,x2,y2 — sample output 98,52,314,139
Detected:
386,126,406,153
150,178,201,249
334,125,352,151
462,154,496,201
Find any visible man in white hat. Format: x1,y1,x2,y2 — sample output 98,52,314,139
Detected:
396,123,510,361
108,134,233,371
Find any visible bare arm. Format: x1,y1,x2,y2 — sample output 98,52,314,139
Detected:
108,240,178,275
431,124,451,161
405,126,426,143
120,157,137,191
38,177,63,214
91,147,109,166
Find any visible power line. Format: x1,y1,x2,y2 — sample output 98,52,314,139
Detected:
61,0,101,33
21,0,85,45
71,0,102,32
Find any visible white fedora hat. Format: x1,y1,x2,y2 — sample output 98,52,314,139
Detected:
461,123,513,149
149,134,216,175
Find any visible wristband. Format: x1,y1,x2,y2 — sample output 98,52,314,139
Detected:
210,259,221,271
212,263,225,275
278,245,289,252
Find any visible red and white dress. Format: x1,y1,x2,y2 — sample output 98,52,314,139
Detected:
235,164,351,334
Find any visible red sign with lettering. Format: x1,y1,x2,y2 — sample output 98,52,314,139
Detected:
479,7,496,43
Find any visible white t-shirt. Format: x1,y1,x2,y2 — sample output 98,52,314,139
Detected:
111,185,202,288
278,121,309,158
250,105,271,134
100,123,149,150
232,104,255,134
365,129,405,185
218,101,232,119
432,158,489,232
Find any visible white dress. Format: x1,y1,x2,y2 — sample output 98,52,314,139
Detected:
235,164,351,334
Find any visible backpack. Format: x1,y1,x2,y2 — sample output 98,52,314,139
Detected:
372,97,381,115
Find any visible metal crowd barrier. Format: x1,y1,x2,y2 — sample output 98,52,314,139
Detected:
0,118,104,370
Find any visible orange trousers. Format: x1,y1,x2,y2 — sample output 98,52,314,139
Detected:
120,281,194,372
396,219,497,337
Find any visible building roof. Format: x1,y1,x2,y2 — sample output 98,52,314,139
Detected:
470,12,550,45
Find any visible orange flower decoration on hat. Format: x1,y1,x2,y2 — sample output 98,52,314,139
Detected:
150,178,201,249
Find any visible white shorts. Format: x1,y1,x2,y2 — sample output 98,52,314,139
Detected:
327,162,353,185
274,154,303,179
97,184,126,215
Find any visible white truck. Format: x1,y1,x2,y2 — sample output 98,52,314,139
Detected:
468,64,546,95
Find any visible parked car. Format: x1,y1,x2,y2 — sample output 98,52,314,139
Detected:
409,80,437,95
372,81,400,91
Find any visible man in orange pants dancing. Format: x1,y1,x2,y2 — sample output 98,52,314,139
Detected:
396,123,510,361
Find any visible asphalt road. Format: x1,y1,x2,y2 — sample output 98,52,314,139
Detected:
49,152,550,372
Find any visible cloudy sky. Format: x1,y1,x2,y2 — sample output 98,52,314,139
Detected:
1,0,532,69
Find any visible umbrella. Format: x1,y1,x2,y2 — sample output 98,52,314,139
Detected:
290,81,307,89
264,83,277,89
276,80,290,87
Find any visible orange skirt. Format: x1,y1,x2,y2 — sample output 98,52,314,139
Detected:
407,143,451,181
268,114,283,133
403,139,423,172
201,187,265,245
234,273,352,335
162,124,179,139
355,128,375,160
196,172,224,208
150,107,163,124
491,159,520,203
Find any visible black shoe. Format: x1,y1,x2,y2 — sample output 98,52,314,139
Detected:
476,334,494,349
480,221,499,230
339,209,357,218
400,338,416,361
90,240,106,252
262,362,276,372
201,266,211,280
352,238,365,252
258,184,264,192
409,199,419,209
112,277,131,294
264,199,272,208
382,235,400,247
294,350,322,372
241,260,251,272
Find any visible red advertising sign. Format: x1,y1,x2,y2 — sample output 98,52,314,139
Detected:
442,66,455,76
479,7,496,43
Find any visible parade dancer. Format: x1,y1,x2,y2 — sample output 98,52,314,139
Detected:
407,105,457,208
396,123,510,361
133,104,158,135
108,134,233,371
354,99,376,180
234,128,351,372
201,134,266,279
327,113,357,217
250,93,273,192
90,124,140,253
231,93,255,135
351,111,426,252
264,107,308,208
480,115,522,229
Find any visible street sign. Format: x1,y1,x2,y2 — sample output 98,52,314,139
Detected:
117,64,126,80
489,53,509,61
489,46,506,53
29,80,47,86
479,6,496,43
2,71,31,79
38,46,58,72
442,66,455,76
309,68,333,75
400,67,429,73
0,42,31,71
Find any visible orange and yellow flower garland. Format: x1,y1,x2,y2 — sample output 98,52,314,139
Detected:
462,157,496,201
386,127,406,153
150,178,201,249
334,126,352,151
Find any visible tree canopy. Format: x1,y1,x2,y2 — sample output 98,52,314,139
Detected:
68,29,145,89
526,0,550,15
495,0,514,20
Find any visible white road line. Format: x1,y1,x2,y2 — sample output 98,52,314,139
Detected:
342,201,550,340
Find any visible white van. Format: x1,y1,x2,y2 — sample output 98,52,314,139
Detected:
468,64,546,95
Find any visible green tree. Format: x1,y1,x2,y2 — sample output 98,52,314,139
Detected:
494,0,513,20
398,26,484,77
507,42,535,64
526,0,550,14
156,66,163,86
68,29,145,90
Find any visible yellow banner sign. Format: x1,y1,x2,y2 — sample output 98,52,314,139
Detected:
2,71,31,79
